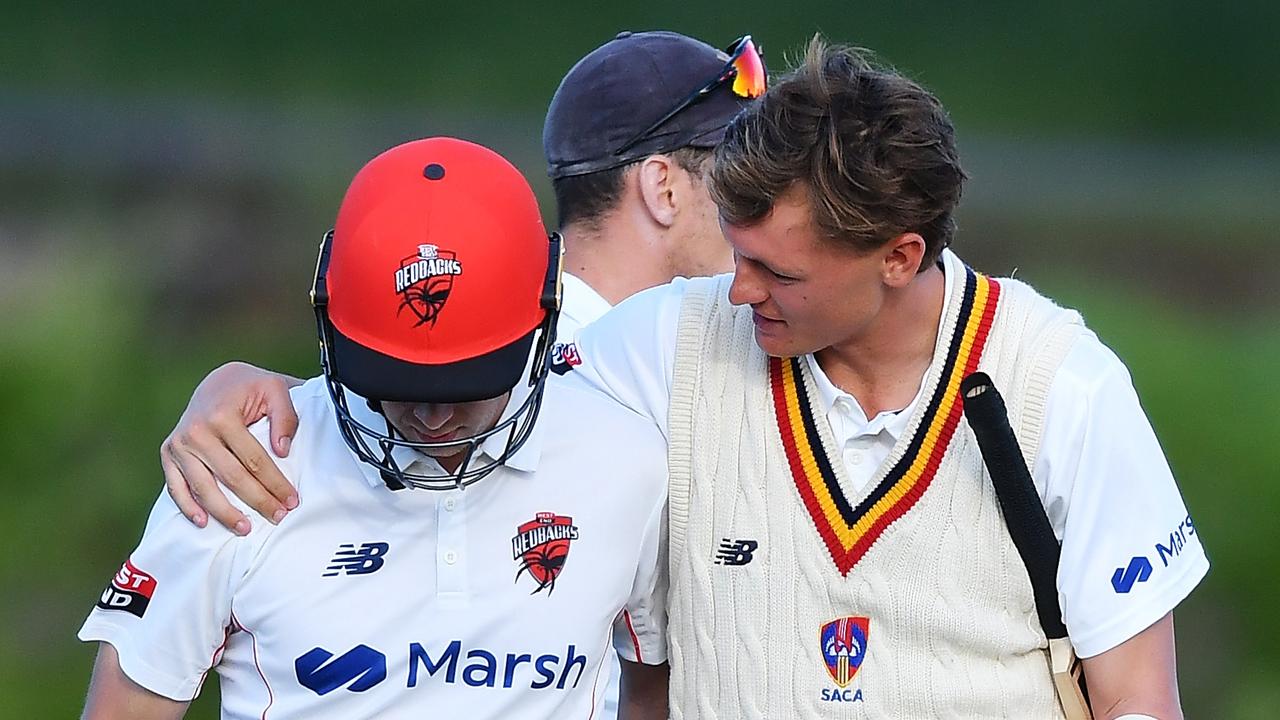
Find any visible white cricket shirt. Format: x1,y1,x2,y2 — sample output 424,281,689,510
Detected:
554,272,625,719
79,372,668,719
567,250,1209,658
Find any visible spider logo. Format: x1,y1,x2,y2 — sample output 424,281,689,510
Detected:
515,543,570,594
398,275,453,327
511,513,579,595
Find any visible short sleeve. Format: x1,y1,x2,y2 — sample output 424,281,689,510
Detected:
1035,333,1209,658
612,492,669,665
77,490,256,700
570,277,698,439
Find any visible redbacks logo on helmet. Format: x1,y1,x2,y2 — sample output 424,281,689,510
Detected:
395,243,464,327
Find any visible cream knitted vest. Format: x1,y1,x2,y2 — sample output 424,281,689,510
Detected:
666,253,1085,719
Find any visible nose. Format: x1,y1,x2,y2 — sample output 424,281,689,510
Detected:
728,256,767,307
413,403,454,431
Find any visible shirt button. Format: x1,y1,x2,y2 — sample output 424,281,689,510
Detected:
846,451,863,466
444,498,457,512
443,550,458,564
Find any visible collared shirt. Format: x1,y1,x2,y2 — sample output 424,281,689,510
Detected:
566,250,1208,659
79,372,668,719
553,272,622,719
558,272,614,340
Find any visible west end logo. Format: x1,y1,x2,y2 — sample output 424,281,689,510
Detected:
395,244,463,327
819,616,869,703
95,559,157,619
512,512,579,594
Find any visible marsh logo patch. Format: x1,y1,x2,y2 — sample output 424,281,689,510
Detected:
395,244,463,327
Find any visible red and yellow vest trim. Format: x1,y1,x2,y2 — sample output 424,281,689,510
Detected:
769,267,1001,575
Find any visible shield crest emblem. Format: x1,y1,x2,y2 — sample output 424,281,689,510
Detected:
820,616,870,687
511,512,579,594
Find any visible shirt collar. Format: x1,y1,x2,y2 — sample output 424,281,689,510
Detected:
804,249,960,442
559,273,614,329
804,355,910,439
339,377,545,489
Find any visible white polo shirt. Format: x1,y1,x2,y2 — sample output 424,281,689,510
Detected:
554,272,623,719
566,251,1209,659
79,373,668,719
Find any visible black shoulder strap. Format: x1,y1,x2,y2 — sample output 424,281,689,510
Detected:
960,372,1068,640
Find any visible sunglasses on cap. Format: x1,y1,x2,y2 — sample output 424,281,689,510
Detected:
613,35,766,157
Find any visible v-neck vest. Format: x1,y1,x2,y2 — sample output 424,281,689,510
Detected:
666,256,1084,719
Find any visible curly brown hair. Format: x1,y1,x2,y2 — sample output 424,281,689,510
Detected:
709,36,966,269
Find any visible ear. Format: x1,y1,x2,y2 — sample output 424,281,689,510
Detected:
881,233,928,287
636,155,678,228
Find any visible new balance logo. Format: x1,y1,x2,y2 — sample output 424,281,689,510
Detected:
324,542,390,577
296,645,387,695
1111,555,1153,593
715,538,759,566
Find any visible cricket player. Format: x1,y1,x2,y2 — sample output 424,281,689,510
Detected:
79,137,670,719
154,31,764,718
561,39,1207,718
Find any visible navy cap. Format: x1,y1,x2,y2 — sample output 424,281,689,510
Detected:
544,31,754,179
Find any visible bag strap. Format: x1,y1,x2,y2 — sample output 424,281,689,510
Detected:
960,372,1067,639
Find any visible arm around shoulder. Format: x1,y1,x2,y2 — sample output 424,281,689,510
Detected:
161,361,303,533
570,277,692,430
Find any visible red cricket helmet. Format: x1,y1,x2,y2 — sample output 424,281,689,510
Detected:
311,137,562,490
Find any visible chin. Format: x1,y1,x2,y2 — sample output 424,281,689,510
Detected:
422,445,467,461
755,329,828,359
752,329,796,358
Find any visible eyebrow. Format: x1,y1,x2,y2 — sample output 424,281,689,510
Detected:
747,253,804,279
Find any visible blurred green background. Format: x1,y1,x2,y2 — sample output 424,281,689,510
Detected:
2,1,1277,717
